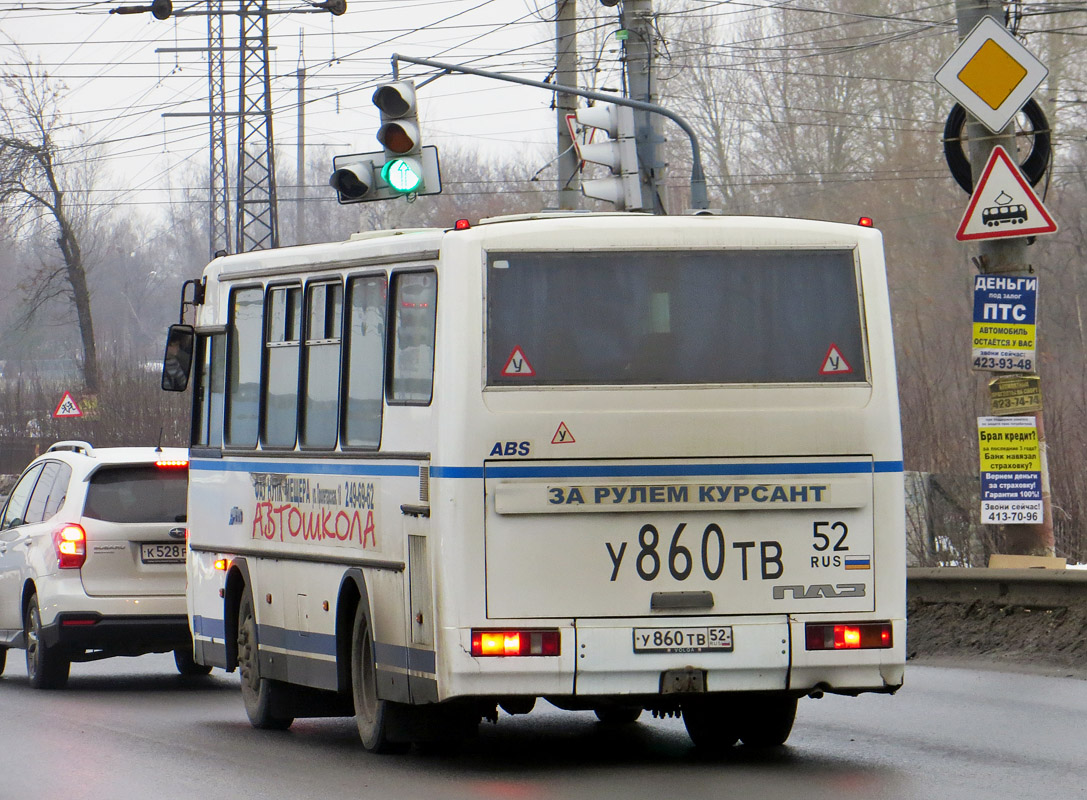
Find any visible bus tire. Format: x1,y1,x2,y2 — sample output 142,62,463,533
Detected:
0,646,7,676
682,698,740,751
738,696,797,748
25,594,70,690
237,586,294,730
351,603,408,753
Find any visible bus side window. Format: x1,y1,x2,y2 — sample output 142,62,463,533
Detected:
300,281,343,450
263,285,302,448
193,332,226,448
343,274,388,448
389,271,436,404
226,287,263,448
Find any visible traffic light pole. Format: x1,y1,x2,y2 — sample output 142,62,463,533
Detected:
555,0,579,210
619,0,664,214
955,0,1054,556
391,53,709,211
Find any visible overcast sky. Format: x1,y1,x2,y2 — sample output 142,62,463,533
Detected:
0,0,611,214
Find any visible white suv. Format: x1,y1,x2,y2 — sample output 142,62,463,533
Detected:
0,441,207,688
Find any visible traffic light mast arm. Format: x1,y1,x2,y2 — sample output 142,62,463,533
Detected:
391,52,709,211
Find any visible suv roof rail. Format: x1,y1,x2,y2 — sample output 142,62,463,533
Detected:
47,440,95,456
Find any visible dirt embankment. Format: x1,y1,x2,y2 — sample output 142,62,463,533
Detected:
907,597,1087,678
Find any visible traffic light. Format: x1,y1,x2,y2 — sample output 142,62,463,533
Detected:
373,80,440,196
574,103,645,211
329,147,442,204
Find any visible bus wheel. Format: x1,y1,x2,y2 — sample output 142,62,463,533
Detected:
237,586,293,730
738,696,797,748
351,604,408,753
682,698,740,751
594,706,642,725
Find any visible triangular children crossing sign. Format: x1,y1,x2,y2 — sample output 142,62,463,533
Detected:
956,146,1057,242
53,391,83,418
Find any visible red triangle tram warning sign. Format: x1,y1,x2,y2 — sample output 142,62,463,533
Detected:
53,391,83,418
956,146,1057,242
502,346,535,377
820,344,853,375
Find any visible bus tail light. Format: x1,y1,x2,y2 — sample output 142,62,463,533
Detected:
471,629,560,657
53,524,87,569
805,622,892,650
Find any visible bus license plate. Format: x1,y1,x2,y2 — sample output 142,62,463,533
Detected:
140,543,186,563
633,626,733,654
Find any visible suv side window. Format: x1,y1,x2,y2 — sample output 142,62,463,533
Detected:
24,462,70,525
0,464,45,529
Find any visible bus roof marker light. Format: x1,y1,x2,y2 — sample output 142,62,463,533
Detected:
858,217,874,227
454,219,471,230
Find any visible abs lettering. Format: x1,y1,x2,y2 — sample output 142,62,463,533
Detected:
518,442,530,456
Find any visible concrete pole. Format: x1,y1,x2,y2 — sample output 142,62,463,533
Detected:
556,0,579,209
619,0,664,214
296,66,305,245
955,0,1054,556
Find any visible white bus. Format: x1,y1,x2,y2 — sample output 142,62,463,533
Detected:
164,212,905,752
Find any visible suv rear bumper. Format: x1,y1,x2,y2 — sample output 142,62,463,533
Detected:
40,613,192,658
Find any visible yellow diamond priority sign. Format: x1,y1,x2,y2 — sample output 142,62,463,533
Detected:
935,17,1047,134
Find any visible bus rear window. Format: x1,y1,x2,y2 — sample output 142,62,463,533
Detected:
486,249,866,386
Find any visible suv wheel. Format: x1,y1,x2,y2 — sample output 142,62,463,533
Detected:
25,594,71,690
174,646,213,677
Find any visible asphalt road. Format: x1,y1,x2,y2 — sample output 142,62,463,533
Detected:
0,653,1081,800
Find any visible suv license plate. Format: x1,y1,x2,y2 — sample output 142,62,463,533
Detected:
633,626,733,654
140,543,186,563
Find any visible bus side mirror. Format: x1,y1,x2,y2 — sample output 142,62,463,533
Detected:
161,324,195,392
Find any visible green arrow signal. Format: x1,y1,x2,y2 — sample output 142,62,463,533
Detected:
381,158,424,193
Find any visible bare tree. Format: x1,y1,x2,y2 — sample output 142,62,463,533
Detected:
0,58,100,392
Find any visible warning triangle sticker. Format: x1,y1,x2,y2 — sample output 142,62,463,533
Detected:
552,422,575,444
53,391,83,418
820,344,853,375
956,146,1058,242
502,346,535,377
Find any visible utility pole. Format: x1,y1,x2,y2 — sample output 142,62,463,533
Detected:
296,63,306,245
236,0,279,252
953,0,1054,556
208,0,230,256
116,0,344,254
618,0,664,213
555,0,579,210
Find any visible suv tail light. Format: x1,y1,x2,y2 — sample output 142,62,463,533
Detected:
53,524,87,569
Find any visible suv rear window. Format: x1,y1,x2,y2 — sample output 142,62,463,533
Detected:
486,248,866,386
83,466,188,524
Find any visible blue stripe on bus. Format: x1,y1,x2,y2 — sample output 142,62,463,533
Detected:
191,459,904,478
474,460,905,479
190,460,420,477
192,615,436,674
193,615,225,640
